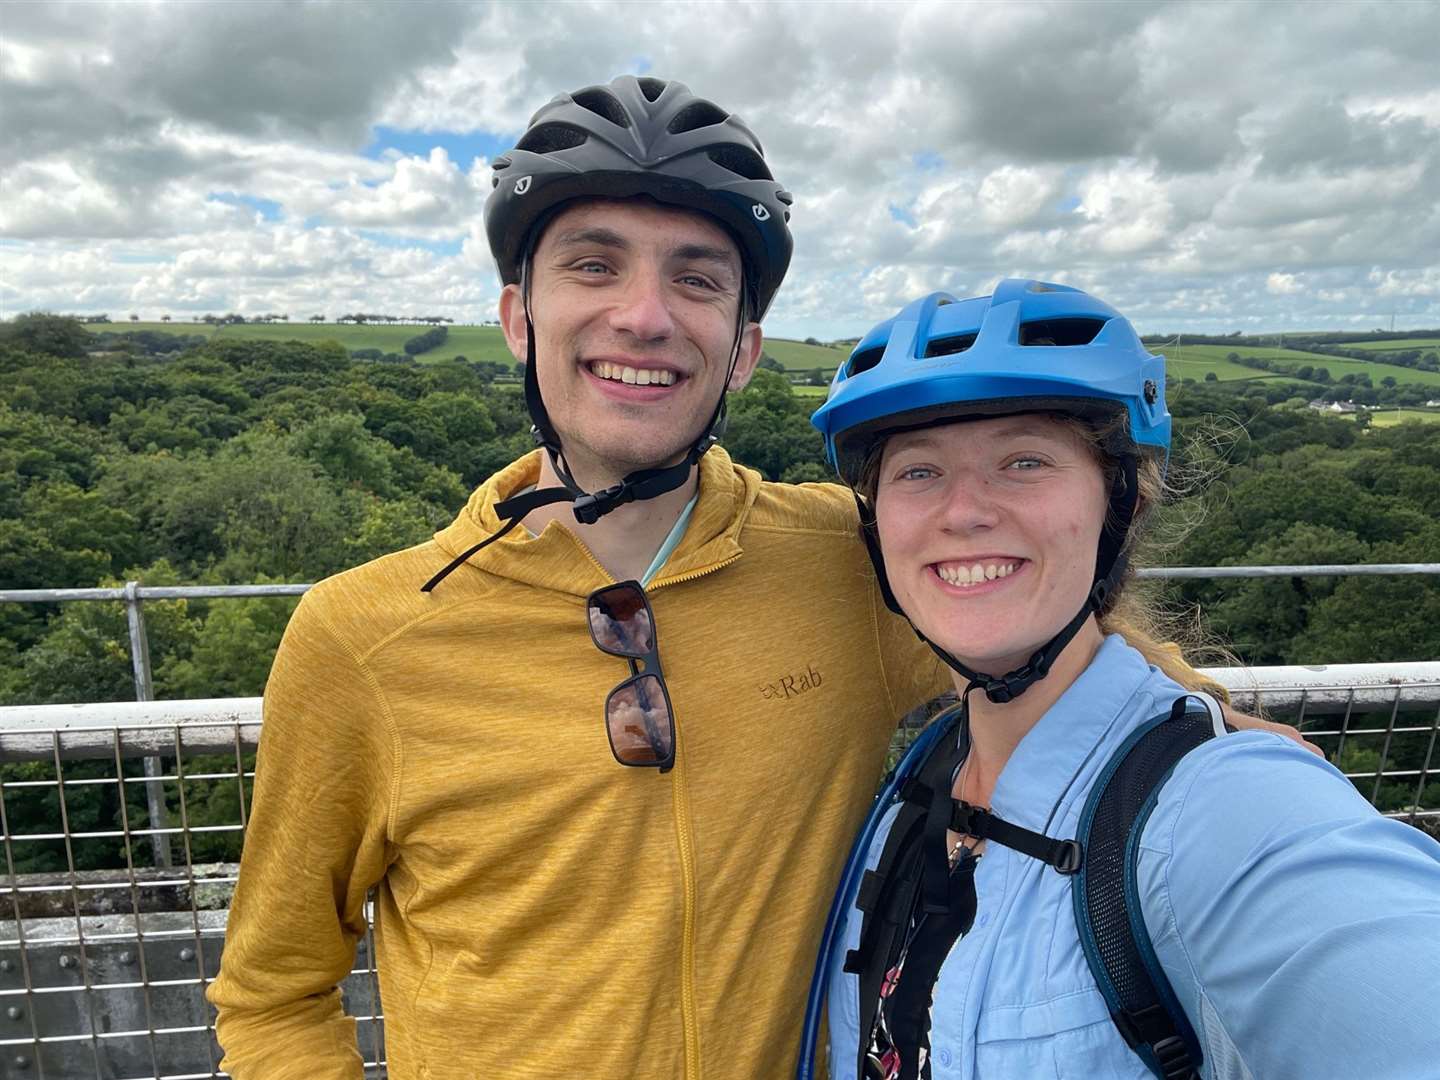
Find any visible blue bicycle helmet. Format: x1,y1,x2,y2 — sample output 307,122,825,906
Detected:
811,279,1171,703
813,278,1169,486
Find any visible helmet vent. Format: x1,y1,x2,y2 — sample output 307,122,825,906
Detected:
515,123,589,155
923,333,977,358
706,145,774,181
637,77,668,102
847,346,885,378
571,89,630,128
668,100,730,134
1020,318,1106,346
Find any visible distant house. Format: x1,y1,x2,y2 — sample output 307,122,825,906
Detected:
1426,400,1440,408
1327,401,1360,414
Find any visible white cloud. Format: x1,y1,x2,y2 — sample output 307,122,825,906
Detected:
326,149,484,230
1,0,1437,337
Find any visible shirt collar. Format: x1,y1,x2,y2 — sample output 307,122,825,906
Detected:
987,635,1158,832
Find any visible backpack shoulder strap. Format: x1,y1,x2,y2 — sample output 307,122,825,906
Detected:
1072,692,1229,1080
841,709,968,1077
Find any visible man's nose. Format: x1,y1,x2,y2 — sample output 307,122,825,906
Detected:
609,270,676,341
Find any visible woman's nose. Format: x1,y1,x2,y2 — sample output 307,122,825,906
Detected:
939,473,1002,534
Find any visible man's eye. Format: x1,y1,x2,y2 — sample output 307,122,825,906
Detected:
678,274,715,290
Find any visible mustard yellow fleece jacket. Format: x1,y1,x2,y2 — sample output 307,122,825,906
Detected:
206,446,946,1079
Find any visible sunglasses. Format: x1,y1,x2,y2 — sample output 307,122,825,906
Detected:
587,581,676,773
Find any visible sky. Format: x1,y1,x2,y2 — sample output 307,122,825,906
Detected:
2,0,1438,340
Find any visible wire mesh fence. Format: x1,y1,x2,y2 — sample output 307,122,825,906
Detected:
2,664,1438,1077
0,713,386,1078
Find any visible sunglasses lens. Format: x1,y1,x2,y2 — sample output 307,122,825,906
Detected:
588,583,654,657
606,674,674,766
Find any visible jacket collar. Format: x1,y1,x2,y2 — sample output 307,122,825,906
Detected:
430,447,759,597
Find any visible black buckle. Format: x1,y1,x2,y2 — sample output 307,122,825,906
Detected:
1152,1035,1198,1079
572,484,627,525
1053,839,1083,875
1112,1004,1166,1049
949,801,986,835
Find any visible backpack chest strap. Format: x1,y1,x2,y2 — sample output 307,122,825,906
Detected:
949,801,1084,874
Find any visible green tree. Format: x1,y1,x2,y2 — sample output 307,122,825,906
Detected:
0,312,91,358
160,592,298,699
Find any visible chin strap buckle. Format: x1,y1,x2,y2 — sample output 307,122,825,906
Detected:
571,484,631,525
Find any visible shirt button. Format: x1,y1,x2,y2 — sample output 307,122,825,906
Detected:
977,912,990,927
939,1048,952,1067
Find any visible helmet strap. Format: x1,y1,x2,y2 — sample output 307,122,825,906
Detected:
853,457,1138,704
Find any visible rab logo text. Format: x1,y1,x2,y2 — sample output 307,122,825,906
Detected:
761,664,823,701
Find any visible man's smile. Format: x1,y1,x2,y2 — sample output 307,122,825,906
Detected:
586,359,682,387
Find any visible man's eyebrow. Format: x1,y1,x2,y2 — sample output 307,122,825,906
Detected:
550,226,629,251
673,243,738,268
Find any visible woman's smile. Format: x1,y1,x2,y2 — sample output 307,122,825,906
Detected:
929,557,1027,593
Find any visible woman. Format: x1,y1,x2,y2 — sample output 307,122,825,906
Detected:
804,281,1440,1079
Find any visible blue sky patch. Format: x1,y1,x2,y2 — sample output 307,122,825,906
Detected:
913,150,945,171
889,203,918,228
208,193,282,221
1058,194,1082,212
362,125,513,168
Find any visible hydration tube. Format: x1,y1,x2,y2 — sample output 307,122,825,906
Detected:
794,708,964,1079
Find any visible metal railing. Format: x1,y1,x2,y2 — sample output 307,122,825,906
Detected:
0,702,385,1078
0,665,1437,1077
1,567,1439,1077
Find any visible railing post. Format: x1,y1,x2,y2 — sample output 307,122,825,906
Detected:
123,581,172,868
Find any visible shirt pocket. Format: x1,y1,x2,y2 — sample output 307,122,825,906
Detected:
972,987,1154,1080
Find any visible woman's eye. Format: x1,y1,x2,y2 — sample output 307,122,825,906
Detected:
897,465,939,481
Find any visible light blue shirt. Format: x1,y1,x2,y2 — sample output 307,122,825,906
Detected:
826,635,1440,1080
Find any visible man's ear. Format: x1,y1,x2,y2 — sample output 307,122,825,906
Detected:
498,283,528,363
726,322,765,392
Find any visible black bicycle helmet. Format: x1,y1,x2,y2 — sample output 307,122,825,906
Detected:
485,74,794,318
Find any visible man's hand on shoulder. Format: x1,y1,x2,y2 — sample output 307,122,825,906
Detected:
1221,704,1326,759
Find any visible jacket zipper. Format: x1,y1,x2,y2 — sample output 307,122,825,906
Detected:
647,553,740,1080
570,527,741,1079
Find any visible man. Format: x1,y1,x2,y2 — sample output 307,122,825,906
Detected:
207,76,1299,1079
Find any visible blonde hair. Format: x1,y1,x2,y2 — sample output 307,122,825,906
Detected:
857,411,1235,702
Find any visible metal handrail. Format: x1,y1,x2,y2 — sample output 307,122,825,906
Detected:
4,564,1440,605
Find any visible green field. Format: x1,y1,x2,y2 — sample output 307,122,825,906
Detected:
1162,342,1440,387
1342,338,1440,352
1366,409,1440,426
86,321,846,371
764,337,845,370
791,383,831,399
84,320,517,364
